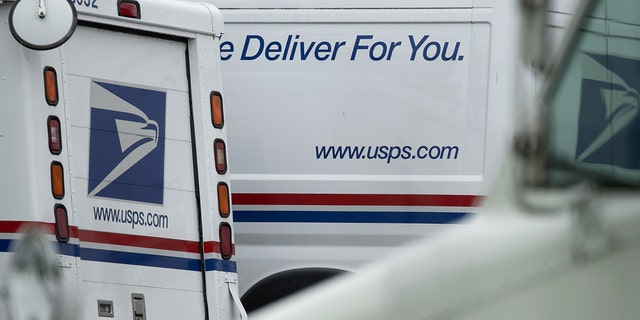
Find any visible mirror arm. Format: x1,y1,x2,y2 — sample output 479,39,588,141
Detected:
519,0,549,71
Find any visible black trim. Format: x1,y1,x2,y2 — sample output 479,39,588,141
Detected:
241,268,346,313
185,48,211,320
77,20,185,43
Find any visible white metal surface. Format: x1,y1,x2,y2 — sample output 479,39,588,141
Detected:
206,0,520,305
0,0,241,319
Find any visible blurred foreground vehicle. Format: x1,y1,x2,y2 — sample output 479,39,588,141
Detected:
249,0,640,318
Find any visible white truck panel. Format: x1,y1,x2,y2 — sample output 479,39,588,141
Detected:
209,1,518,310
0,0,243,318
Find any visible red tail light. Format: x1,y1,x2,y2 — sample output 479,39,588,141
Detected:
219,223,232,260
54,204,69,243
214,139,227,174
118,0,140,19
48,116,62,154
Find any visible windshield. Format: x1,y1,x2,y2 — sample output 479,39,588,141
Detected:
544,0,640,187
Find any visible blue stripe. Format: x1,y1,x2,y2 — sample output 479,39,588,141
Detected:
57,242,80,257
205,258,237,273
1,240,237,273
80,248,202,271
0,239,11,252
80,247,236,272
233,210,470,224
1,240,78,256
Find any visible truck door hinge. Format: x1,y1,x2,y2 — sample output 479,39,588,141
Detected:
225,275,248,320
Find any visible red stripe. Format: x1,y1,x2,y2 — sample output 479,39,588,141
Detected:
79,229,202,253
232,193,483,207
0,221,234,255
0,221,54,233
0,221,80,238
78,230,234,255
205,241,236,256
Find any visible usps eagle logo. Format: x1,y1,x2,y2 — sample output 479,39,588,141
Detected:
87,81,166,204
576,53,640,169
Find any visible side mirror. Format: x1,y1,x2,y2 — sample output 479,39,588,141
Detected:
9,0,77,50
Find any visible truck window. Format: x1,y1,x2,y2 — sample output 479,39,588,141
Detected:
544,0,640,187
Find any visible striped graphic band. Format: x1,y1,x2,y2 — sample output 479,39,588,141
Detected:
0,221,236,272
232,193,483,207
234,210,469,224
232,193,482,224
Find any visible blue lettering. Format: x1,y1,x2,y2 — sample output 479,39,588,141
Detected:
409,35,463,62
73,0,98,8
409,35,429,61
299,41,316,60
265,41,282,61
417,146,429,159
351,35,400,61
378,146,389,159
228,34,461,62
401,146,412,159
331,42,347,60
351,35,374,60
237,35,347,61
241,35,264,60
315,145,459,161
387,146,402,163
429,146,441,158
369,41,387,61
423,41,441,61
282,35,293,60
441,42,461,61
367,146,379,159
440,146,460,159
288,35,300,60
315,41,332,61
220,41,234,61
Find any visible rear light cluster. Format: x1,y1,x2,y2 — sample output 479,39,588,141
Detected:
211,91,232,260
44,66,69,243
118,0,140,19
219,223,232,260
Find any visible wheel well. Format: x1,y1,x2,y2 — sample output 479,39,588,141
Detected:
241,268,346,313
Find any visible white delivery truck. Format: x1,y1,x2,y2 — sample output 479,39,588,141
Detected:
241,0,640,319
208,0,520,312
0,0,246,319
